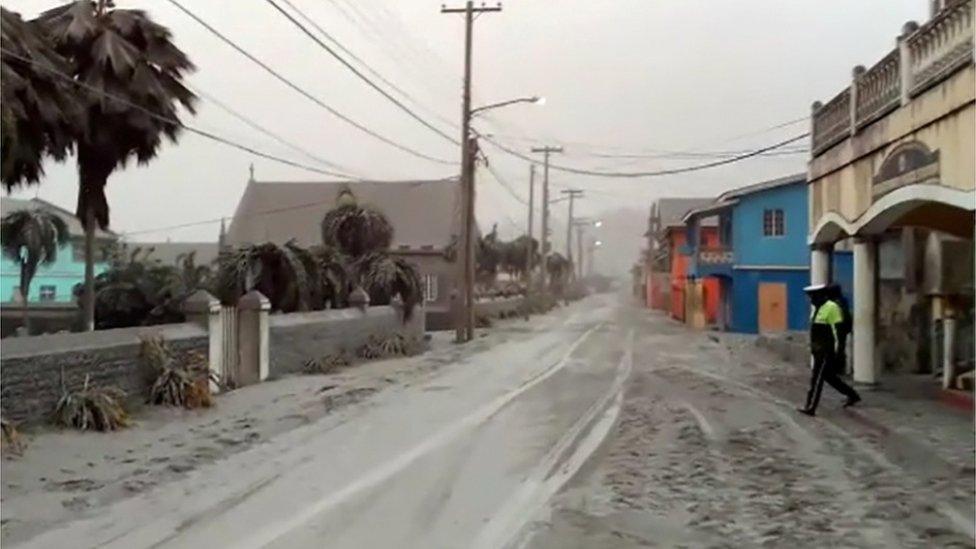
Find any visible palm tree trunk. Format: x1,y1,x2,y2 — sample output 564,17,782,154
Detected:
83,207,96,331
19,263,30,335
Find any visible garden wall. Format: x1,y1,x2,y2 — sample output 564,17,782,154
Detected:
0,323,208,424
475,297,523,319
268,305,425,376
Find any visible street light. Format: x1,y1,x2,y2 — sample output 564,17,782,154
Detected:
457,94,544,342
594,220,603,228
471,96,545,116
595,240,603,247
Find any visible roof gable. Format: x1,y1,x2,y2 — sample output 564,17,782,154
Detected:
0,197,117,240
226,178,462,250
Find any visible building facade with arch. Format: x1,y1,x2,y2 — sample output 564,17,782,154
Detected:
808,0,974,388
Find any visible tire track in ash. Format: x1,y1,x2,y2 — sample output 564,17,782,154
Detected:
652,357,974,547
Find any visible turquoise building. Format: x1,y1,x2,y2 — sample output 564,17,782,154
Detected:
0,198,116,304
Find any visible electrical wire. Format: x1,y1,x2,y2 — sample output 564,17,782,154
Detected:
0,47,361,180
266,0,460,145
165,0,456,166
477,131,810,179
188,84,355,174
282,0,460,132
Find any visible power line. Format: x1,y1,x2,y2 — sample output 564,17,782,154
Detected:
477,131,810,179
165,0,456,166
480,115,808,158
188,84,355,174
266,0,459,145
283,0,460,132
482,160,527,206
0,47,360,180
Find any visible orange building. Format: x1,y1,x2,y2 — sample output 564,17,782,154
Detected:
668,226,720,324
644,198,719,325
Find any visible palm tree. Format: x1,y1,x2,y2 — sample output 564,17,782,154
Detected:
320,192,421,318
546,253,572,297
36,1,197,331
213,242,312,313
352,251,421,319
0,208,70,333
320,190,393,257
1,7,79,190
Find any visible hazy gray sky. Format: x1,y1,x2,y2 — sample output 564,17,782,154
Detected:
5,0,929,257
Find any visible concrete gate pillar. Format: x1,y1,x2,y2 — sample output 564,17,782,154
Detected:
182,289,223,393
853,238,878,385
238,290,270,386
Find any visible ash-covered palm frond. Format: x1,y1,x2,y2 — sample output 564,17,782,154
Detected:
309,244,350,308
1,7,80,190
353,251,422,320
321,203,393,258
213,242,315,313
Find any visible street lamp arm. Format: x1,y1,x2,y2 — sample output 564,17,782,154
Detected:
471,96,543,116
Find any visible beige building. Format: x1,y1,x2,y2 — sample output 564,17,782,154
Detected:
808,0,975,388
226,175,463,329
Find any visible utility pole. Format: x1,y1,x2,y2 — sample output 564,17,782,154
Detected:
442,1,501,343
531,146,563,294
576,223,585,279
561,189,584,270
525,164,535,296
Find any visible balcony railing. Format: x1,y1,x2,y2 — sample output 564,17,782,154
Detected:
855,49,901,128
812,88,851,154
907,0,974,96
811,0,974,157
698,246,733,266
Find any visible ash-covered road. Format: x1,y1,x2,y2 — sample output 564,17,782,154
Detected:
12,293,974,548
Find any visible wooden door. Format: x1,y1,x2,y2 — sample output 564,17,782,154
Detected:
758,282,787,333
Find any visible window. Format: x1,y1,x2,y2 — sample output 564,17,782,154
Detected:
39,285,56,302
423,274,438,303
763,209,785,237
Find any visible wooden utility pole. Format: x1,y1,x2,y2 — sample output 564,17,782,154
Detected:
531,146,562,294
525,164,535,295
561,189,584,269
576,223,585,279
443,1,501,342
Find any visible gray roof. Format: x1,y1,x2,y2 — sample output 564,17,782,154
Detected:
654,197,716,228
717,172,806,202
0,197,117,240
226,178,462,250
682,173,807,223
128,241,221,266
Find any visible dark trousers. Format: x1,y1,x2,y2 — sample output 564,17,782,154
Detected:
804,351,859,412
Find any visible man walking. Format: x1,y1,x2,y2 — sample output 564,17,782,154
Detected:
827,284,852,374
798,283,861,416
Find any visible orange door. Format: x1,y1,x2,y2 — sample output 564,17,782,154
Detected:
758,282,787,333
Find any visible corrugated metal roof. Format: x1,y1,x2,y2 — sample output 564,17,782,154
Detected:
226,178,462,250
655,197,717,228
0,197,117,240
717,172,806,202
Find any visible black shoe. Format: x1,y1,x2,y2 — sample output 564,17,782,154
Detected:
797,408,816,417
843,395,861,408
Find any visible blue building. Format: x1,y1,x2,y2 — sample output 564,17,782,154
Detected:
684,174,852,334
0,197,116,304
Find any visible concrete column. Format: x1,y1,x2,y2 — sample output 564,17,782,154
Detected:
238,290,270,386
942,313,957,389
853,238,878,385
182,289,223,394
810,245,831,287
